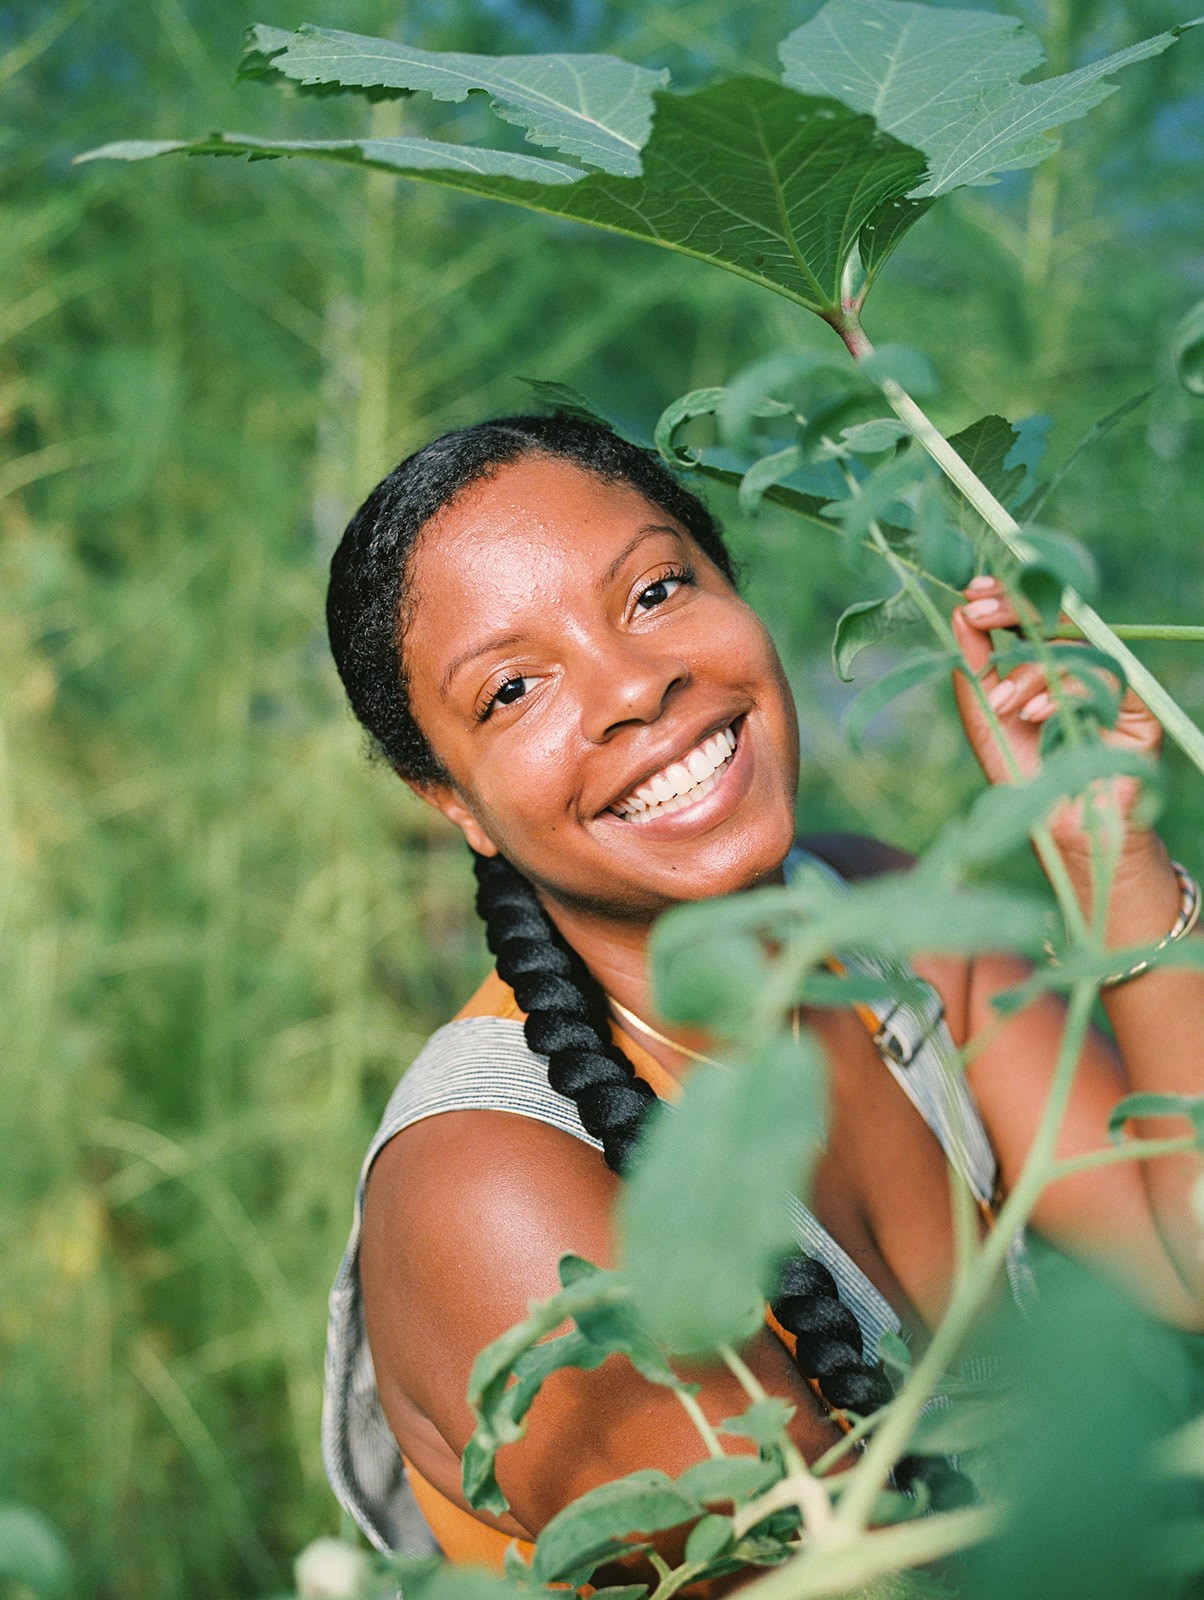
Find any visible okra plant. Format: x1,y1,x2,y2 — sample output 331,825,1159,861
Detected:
84,4,1204,1595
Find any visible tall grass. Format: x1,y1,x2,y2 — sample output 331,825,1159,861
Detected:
1,1,1201,1597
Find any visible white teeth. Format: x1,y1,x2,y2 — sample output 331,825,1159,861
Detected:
610,723,739,822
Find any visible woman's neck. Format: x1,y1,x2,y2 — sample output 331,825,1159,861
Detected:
538,865,787,1080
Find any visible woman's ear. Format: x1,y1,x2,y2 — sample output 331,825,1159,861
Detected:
404,779,499,858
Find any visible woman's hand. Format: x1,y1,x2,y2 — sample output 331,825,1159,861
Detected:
950,574,1163,861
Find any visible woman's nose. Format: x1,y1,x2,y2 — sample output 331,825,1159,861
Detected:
580,639,689,743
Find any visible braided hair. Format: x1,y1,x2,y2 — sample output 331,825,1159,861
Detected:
326,413,972,1510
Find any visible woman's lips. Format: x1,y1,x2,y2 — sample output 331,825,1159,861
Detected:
609,724,738,821
601,718,752,839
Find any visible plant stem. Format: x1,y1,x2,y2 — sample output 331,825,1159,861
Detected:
675,1387,726,1459
745,1502,1002,1600
1049,1134,1200,1182
1057,625,1204,643
719,1344,810,1481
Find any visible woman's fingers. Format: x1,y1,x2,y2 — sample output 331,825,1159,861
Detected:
951,574,1164,817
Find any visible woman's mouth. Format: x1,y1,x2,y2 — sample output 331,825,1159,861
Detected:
608,724,738,823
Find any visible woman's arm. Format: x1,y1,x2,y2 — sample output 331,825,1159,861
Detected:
950,582,1204,1322
359,1107,844,1544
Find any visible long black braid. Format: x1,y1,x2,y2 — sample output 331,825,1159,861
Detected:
326,411,972,1512
472,849,974,1511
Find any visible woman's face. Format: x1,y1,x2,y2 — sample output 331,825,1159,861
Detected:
403,454,800,923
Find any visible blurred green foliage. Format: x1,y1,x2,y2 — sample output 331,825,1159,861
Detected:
1,1,1201,1597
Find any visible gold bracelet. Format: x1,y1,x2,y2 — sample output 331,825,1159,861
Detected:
1044,860,1202,990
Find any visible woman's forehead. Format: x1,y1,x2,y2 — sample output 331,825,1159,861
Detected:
411,454,683,579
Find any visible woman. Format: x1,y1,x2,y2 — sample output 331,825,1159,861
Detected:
321,414,1203,1569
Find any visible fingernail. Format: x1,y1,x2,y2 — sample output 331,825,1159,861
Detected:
964,598,999,621
987,679,1019,713
1018,691,1053,722
966,575,997,594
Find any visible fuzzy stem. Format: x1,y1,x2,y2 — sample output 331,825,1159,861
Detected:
675,1387,726,1460
719,1343,810,1481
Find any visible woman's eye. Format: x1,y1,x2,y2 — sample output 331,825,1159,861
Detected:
635,568,691,612
481,676,532,719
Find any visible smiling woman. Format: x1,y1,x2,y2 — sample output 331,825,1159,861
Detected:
321,414,1204,1576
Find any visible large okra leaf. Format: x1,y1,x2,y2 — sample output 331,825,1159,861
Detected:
239,24,666,175
780,0,1195,198
81,78,925,317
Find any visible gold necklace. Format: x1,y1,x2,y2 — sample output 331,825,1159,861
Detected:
608,995,800,1067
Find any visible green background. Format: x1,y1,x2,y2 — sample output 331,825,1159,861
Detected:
2,0,1201,1595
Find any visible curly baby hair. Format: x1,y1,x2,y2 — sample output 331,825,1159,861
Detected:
326,413,972,1514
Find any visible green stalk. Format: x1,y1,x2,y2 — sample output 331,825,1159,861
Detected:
745,1502,1002,1600
834,315,1204,778
1050,1134,1200,1182
719,1343,815,1497
675,1386,726,1459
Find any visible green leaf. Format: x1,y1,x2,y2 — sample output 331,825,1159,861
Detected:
464,1329,615,1513
832,589,923,681
740,445,807,515
464,1268,649,1512
652,927,767,1031
1107,1093,1204,1147
654,387,729,466
915,483,975,588
239,24,668,176
0,1506,72,1598
676,1457,780,1504
845,649,954,753
1016,528,1098,613
793,965,929,1012
838,418,911,454
1172,298,1204,396
685,1513,736,1565
990,938,1204,1014
392,1552,537,1600
921,743,1156,880
618,1030,828,1353
718,1398,796,1448
80,79,927,315
781,1,1193,197
854,344,939,399
822,452,930,562
692,460,834,537
909,1395,1013,1455
517,377,615,427
945,415,1026,511
531,1471,700,1585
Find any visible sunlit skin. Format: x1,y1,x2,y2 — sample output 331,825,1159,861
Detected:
359,455,1204,1558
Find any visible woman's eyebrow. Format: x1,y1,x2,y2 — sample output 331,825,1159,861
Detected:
599,524,683,588
440,632,526,699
